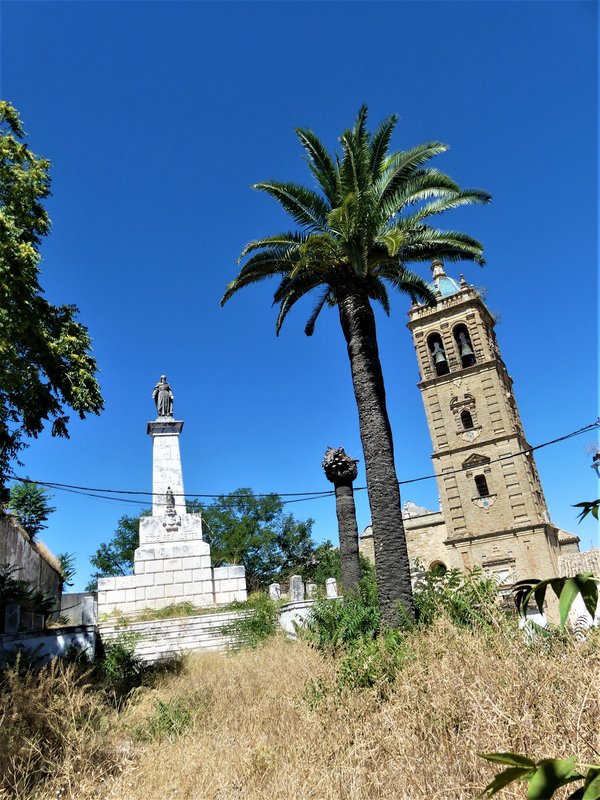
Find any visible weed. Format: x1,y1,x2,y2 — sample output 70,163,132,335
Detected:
223,593,279,648
135,689,212,742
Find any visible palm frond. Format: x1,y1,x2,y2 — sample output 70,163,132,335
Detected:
411,189,492,223
397,228,486,265
304,288,333,336
377,170,461,226
369,113,398,177
221,248,297,305
377,142,449,202
366,277,391,315
239,231,308,259
272,264,330,304
375,264,437,305
275,272,330,334
253,181,330,232
295,127,339,204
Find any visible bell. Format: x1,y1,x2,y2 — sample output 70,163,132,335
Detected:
433,347,447,365
458,333,476,366
431,341,449,375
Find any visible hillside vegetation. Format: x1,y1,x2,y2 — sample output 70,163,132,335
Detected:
1,595,598,800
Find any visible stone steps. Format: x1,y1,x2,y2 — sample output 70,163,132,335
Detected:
99,609,249,662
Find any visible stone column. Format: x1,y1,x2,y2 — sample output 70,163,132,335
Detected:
322,447,361,593
147,419,187,516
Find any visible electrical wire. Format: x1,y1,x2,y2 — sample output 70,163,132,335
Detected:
7,420,598,508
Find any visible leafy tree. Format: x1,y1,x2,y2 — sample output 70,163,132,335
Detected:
222,106,490,625
7,480,55,539
57,552,76,588
87,490,332,593
201,488,319,591
0,101,103,488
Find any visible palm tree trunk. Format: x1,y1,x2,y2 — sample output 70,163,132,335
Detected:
333,481,361,593
337,288,415,626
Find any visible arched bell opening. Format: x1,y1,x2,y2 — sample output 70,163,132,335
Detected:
453,324,476,368
427,333,449,376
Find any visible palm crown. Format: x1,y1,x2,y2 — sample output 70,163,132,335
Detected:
222,105,491,331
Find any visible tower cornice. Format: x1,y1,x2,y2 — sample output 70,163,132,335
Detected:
407,288,494,329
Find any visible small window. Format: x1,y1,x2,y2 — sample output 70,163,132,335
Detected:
475,474,490,497
460,409,474,430
429,561,447,577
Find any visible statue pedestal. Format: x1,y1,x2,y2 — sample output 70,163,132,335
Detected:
97,409,247,616
147,419,186,516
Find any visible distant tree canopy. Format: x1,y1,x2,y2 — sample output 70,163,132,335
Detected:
7,480,55,540
0,101,103,488
87,489,340,593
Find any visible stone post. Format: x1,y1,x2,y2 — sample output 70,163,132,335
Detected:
81,595,97,626
306,583,317,598
289,575,305,603
325,578,338,599
268,583,281,601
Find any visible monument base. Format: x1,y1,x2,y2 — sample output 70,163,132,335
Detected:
97,513,247,615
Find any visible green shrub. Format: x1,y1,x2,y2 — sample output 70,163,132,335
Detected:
413,565,502,630
97,632,146,702
336,628,408,690
302,573,380,655
223,593,279,649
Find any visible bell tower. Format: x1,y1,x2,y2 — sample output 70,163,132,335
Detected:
407,260,566,583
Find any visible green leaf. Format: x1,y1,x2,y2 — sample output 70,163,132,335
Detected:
479,767,534,798
575,574,599,620
582,768,600,800
480,752,536,768
527,758,578,800
534,582,548,615
558,578,582,626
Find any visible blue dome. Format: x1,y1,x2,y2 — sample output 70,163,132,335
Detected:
432,274,461,297
430,259,462,299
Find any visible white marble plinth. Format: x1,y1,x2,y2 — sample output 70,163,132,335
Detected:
97,514,247,616
139,513,203,544
147,419,186,516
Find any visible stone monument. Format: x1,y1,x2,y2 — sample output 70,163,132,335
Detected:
97,377,247,615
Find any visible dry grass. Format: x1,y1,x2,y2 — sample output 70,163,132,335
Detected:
108,623,598,800
0,658,123,800
2,621,598,800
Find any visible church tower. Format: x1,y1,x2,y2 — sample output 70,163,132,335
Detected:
406,260,569,584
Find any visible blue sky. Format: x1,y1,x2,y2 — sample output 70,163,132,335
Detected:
1,1,598,591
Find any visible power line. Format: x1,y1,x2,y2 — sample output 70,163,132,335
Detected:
8,420,598,508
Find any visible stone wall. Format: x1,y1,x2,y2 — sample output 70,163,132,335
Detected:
0,624,97,665
99,609,247,662
0,514,62,598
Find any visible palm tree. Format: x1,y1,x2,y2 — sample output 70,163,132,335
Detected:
322,446,361,594
222,106,491,626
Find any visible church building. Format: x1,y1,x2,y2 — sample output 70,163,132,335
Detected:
359,260,580,586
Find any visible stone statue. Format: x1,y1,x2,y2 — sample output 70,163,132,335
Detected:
165,486,176,516
153,375,174,417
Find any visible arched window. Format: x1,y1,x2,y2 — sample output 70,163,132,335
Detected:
427,333,449,376
475,474,490,497
453,324,476,368
460,409,474,430
429,561,447,577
